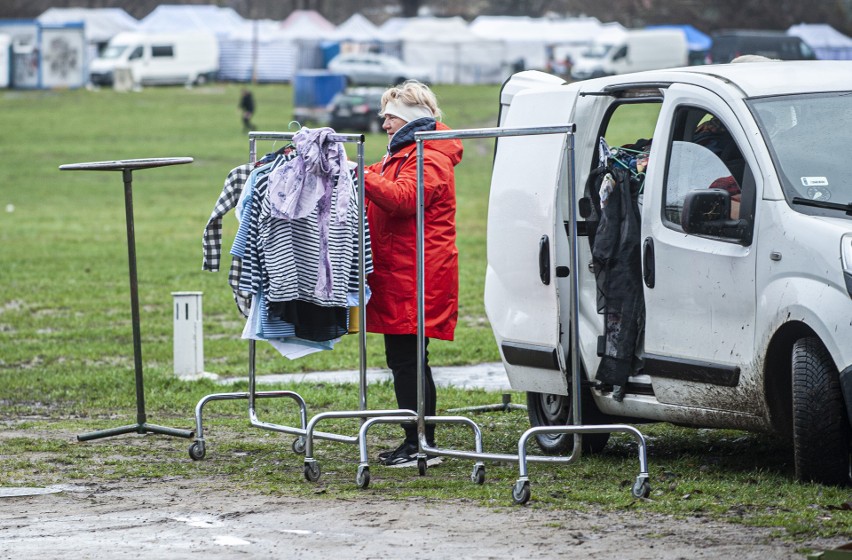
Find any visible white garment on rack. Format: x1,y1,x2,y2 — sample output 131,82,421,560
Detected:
241,292,338,359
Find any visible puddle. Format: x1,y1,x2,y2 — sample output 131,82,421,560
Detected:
0,487,63,498
213,535,251,546
172,514,224,528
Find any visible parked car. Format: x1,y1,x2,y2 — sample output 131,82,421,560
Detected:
486,62,852,486
327,53,431,87
327,87,384,133
707,30,817,63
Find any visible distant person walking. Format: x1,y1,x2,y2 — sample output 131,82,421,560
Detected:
239,88,256,132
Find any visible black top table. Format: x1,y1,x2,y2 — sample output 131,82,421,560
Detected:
59,158,195,441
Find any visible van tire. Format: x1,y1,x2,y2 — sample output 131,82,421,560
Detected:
792,337,851,485
526,391,610,455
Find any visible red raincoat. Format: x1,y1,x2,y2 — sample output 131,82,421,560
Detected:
363,122,463,340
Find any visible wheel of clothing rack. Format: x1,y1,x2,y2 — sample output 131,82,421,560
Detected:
59,158,196,442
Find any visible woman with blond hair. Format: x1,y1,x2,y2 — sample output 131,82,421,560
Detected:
362,80,463,467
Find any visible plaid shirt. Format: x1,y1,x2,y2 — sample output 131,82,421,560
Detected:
202,163,253,272
202,163,254,316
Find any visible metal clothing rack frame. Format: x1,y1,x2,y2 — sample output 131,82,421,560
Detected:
354,125,651,504
58,158,196,442
188,130,410,461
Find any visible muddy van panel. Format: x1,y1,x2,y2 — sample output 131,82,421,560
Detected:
485,81,579,395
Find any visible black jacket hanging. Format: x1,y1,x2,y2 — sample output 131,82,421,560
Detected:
590,165,645,387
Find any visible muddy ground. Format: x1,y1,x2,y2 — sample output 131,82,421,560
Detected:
1,476,847,559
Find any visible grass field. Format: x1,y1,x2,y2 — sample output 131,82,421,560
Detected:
0,82,502,377
0,82,850,541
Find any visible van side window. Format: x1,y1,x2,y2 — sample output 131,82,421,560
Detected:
128,46,143,61
151,45,174,58
663,106,754,241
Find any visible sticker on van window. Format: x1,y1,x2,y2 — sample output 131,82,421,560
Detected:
806,186,830,201
801,176,828,187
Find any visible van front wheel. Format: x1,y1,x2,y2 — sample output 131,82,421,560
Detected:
526,391,610,455
792,337,851,485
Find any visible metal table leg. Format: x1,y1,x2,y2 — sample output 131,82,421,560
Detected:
60,158,196,441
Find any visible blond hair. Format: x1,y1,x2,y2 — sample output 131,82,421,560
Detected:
381,80,442,121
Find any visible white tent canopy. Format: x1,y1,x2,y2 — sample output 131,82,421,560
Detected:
279,9,336,40
219,11,337,83
470,16,621,70
219,19,297,82
382,16,506,84
37,7,138,45
139,5,244,38
333,13,382,43
37,6,138,70
787,23,852,60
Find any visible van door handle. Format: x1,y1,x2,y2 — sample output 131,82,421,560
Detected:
539,235,550,285
643,237,655,288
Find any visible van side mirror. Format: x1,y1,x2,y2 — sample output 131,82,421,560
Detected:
681,188,751,244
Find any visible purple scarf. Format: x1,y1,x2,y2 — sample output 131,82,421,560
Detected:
268,127,353,299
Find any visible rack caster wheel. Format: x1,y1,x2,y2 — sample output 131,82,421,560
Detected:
304,461,321,482
356,465,371,489
631,477,651,499
417,457,427,476
471,464,486,485
512,480,531,505
188,440,206,461
291,437,306,455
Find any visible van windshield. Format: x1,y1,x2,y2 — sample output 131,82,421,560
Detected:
582,44,613,59
748,92,852,218
100,45,128,60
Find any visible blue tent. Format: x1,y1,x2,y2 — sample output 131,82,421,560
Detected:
647,24,712,64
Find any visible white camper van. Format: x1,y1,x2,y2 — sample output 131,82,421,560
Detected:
89,31,219,87
570,29,687,80
485,63,852,486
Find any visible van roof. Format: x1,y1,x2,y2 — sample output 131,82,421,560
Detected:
599,61,852,98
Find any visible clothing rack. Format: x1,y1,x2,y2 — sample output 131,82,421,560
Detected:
189,130,411,461
353,125,651,504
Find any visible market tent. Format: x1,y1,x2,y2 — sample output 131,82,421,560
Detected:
278,9,336,40
324,13,383,64
383,16,505,84
219,19,298,82
38,7,138,47
139,5,244,38
279,10,337,70
333,13,382,43
787,23,852,60
469,15,613,71
37,7,138,65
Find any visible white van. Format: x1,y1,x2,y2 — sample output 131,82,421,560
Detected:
485,63,852,486
89,31,219,87
570,29,687,80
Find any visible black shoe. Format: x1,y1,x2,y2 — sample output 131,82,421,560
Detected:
380,442,442,468
612,385,626,402
378,440,439,461
377,444,403,462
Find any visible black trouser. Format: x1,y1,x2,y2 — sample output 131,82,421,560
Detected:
384,334,436,445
